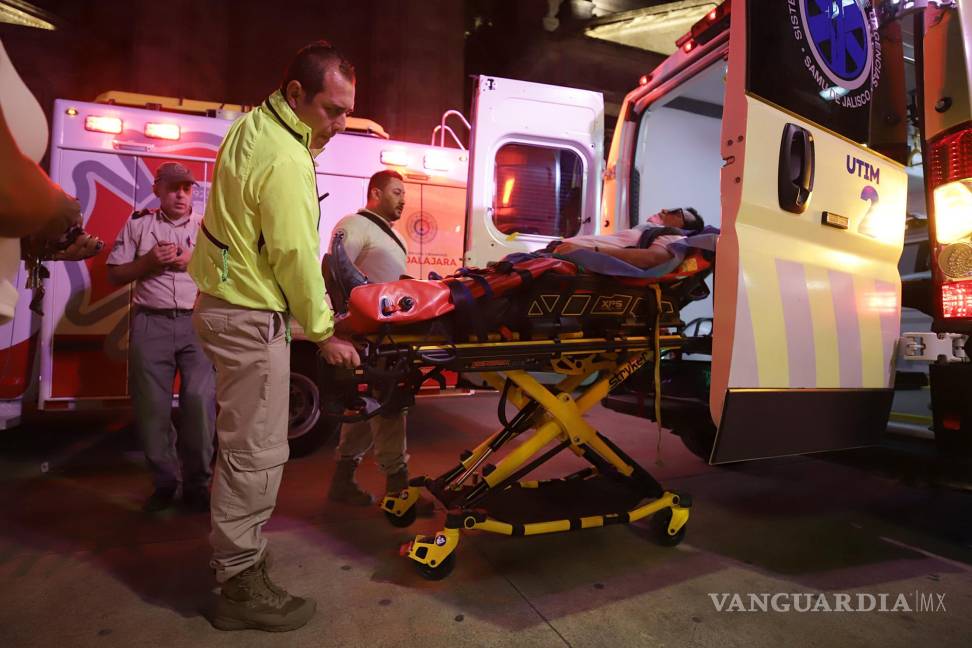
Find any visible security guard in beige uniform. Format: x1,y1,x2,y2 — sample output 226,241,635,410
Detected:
188,41,359,633
107,162,216,514
327,170,411,506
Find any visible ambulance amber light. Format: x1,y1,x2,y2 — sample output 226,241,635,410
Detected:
380,149,411,167
144,123,180,140
932,179,972,244
84,115,122,134
941,280,972,319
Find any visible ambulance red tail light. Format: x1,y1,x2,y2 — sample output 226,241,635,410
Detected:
927,122,972,319
941,281,972,319
84,115,122,134
144,122,181,141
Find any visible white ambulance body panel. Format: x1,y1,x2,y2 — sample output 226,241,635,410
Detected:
0,99,468,420
464,76,605,268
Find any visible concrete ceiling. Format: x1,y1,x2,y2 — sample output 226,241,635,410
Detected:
584,0,720,55
0,0,56,30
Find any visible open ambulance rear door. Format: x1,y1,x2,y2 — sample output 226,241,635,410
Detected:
464,76,605,267
709,0,910,463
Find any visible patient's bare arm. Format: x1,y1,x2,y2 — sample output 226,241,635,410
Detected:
553,241,673,269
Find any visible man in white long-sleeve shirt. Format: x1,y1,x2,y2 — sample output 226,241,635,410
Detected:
327,170,412,506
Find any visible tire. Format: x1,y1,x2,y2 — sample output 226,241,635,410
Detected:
649,508,686,547
415,552,456,580
385,505,417,528
675,415,716,462
288,348,340,457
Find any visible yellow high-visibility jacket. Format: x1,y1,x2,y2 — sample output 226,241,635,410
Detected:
189,90,333,341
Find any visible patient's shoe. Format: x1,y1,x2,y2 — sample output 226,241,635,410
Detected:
328,458,374,506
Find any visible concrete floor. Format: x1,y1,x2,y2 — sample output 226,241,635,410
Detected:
1,392,971,647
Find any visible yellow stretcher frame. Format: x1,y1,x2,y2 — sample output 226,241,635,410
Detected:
364,330,692,580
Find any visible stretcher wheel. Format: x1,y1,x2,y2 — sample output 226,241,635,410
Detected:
415,552,456,581
649,508,686,547
385,505,417,528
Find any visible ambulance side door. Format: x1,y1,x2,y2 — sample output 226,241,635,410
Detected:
709,0,909,463
464,76,604,267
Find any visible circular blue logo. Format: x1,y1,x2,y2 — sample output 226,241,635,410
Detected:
800,0,873,91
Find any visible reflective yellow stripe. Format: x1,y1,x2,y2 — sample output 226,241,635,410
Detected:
804,263,840,387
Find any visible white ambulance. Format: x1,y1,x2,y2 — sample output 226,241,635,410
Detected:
0,92,470,454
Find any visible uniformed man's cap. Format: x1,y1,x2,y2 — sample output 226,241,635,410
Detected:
153,162,198,186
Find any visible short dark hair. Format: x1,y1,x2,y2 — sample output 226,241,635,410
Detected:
280,40,355,98
367,170,404,195
670,206,703,233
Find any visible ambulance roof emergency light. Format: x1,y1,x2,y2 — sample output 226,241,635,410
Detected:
84,115,122,135
144,122,180,141
674,0,730,52
380,149,411,167
423,151,452,172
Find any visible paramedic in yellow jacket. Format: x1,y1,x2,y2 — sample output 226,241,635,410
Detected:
188,41,359,634
327,170,411,506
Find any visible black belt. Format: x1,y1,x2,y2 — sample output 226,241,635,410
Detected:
134,306,194,318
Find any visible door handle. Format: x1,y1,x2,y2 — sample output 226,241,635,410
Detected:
777,123,814,214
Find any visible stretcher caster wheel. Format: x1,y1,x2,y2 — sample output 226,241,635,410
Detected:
649,508,686,547
415,552,456,581
385,505,417,528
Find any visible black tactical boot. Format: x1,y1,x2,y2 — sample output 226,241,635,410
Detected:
209,557,316,632
328,458,374,506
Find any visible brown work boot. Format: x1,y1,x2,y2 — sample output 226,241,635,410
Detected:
328,458,374,506
385,467,409,496
209,557,316,632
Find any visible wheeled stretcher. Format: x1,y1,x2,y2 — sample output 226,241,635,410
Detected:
321,238,714,579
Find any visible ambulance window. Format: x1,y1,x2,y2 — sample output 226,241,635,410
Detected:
747,1,908,163
492,143,584,238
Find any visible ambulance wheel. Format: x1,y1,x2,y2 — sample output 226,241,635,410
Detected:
288,371,338,457
676,418,716,462
385,505,417,528
415,553,456,581
649,508,686,547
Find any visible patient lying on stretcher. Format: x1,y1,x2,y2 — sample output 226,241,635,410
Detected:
324,205,717,338
550,207,705,273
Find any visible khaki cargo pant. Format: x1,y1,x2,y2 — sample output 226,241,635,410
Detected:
192,293,289,583
337,409,408,475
